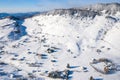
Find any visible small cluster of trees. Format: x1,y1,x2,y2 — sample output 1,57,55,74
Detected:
48,69,70,79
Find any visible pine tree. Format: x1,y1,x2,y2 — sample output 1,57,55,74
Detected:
66,64,70,68
90,76,94,80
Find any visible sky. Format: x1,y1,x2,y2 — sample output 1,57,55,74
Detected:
0,0,120,13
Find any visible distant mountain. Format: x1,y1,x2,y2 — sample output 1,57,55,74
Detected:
0,13,9,19
0,12,40,19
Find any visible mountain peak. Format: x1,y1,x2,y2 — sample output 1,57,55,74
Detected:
41,3,120,17
82,3,120,14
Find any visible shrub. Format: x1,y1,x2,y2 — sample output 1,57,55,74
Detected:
104,66,109,74
48,71,64,79
66,64,70,68
90,76,94,80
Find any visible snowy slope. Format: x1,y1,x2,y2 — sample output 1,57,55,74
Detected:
81,3,120,14
0,3,120,80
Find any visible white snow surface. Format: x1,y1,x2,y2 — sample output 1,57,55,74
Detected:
0,9,120,80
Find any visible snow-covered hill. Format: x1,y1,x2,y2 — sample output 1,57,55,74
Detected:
82,3,120,14
0,3,120,80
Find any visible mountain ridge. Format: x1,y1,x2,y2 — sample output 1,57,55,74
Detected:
80,2,120,14
38,3,120,18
